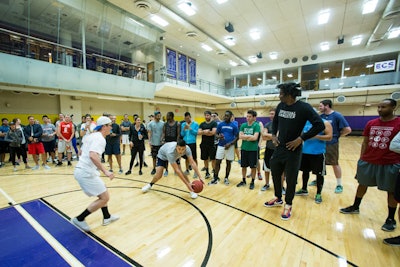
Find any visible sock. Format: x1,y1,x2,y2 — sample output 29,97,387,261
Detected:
77,209,91,221
388,206,396,220
337,178,342,186
101,207,111,219
150,182,154,186
353,196,362,209
251,178,255,183
242,178,246,183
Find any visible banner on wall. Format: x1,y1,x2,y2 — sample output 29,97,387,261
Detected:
166,48,177,79
374,59,396,72
188,57,196,84
178,53,187,82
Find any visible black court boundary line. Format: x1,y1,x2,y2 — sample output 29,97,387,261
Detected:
114,178,359,267
40,198,142,267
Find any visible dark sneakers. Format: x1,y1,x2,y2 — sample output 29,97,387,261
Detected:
383,235,400,246
340,206,360,214
151,169,156,175
236,181,246,187
382,218,397,232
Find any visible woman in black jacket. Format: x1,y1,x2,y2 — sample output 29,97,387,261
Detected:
125,117,148,175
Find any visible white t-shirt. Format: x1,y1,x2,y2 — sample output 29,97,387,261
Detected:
76,132,105,175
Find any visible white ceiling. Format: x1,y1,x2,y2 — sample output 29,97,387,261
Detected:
108,0,400,70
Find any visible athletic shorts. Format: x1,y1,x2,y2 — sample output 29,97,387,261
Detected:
0,141,9,154
356,159,400,192
121,134,130,145
28,142,45,155
58,140,73,153
263,148,274,172
42,140,56,153
300,153,326,176
74,167,106,197
156,157,179,168
395,172,400,202
240,150,258,168
182,143,197,160
325,143,339,165
215,145,235,161
151,145,162,159
200,143,216,161
105,142,121,155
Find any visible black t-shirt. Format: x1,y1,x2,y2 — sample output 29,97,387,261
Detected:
199,120,218,146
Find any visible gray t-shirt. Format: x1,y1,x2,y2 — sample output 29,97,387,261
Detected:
158,142,192,163
41,123,56,142
148,120,165,146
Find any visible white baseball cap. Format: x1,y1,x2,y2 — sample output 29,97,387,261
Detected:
94,116,112,131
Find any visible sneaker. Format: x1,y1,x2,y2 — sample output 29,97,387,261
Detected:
201,167,206,171
281,204,292,220
340,206,360,214
208,177,220,185
67,161,72,166
238,159,241,165
118,169,123,174
282,187,286,195
144,162,148,167
308,180,317,186
237,181,246,187
264,197,283,207
249,182,255,190
164,170,168,177
151,169,156,175
42,164,51,170
184,170,190,175
190,191,198,199
25,165,31,169
335,185,343,194
31,165,39,170
224,178,230,185
102,215,120,226
258,173,263,180
315,194,322,204
261,184,270,191
125,170,131,175
382,219,397,232
109,169,113,173
205,173,211,179
56,162,63,166
134,162,139,167
139,170,143,175
142,184,152,193
383,235,400,246
71,217,90,232
101,158,105,163
189,165,192,171
193,173,198,178
13,167,17,172
295,189,308,196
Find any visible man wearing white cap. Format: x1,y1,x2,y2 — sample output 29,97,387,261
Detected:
71,116,119,232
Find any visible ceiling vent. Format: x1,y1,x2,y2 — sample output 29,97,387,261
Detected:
216,50,226,55
336,95,346,103
135,0,152,10
259,100,266,106
230,102,237,108
391,91,400,100
186,31,198,37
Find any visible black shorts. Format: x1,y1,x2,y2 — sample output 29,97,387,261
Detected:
42,140,56,153
200,143,216,161
157,157,180,168
0,141,9,154
300,153,326,176
182,143,197,160
395,172,400,202
105,142,121,155
240,150,258,168
151,145,162,159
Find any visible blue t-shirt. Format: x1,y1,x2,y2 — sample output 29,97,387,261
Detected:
0,125,10,142
217,121,238,146
302,120,326,155
320,111,349,145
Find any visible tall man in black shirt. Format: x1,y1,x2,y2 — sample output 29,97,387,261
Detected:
264,83,325,220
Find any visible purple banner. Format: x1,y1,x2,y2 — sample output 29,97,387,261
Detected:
188,57,196,84
166,48,177,79
178,53,187,82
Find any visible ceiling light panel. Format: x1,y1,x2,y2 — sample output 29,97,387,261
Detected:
216,0,228,4
249,29,261,40
320,42,330,51
248,56,257,63
178,2,196,16
150,15,169,27
352,35,362,46
201,44,213,51
318,10,330,25
269,52,278,60
388,27,400,39
224,37,235,46
362,0,378,14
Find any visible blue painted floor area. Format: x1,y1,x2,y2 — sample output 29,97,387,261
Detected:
0,200,132,267
0,207,69,267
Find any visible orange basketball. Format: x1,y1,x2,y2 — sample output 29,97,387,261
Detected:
191,180,203,193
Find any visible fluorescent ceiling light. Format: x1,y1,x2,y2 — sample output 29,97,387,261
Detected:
352,35,362,46
271,76,277,80
366,63,374,68
318,10,330,25
248,56,257,63
362,0,378,14
201,44,213,51
388,27,400,39
178,2,196,16
224,37,235,46
126,17,144,27
324,78,329,80
323,68,329,73
344,67,350,71
287,73,293,78
150,15,169,27
216,0,228,4
320,42,330,51
249,30,261,40
269,52,278,60
257,78,262,81
229,60,238,66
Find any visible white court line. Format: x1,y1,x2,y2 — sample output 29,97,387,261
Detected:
0,187,84,267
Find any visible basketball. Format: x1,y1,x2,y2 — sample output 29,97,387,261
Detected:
191,180,203,193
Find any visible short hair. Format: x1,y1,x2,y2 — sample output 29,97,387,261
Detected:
320,99,332,108
184,112,191,117
247,110,257,117
177,139,186,147
277,83,302,98
42,115,48,119
27,116,34,120
225,110,233,116
214,112,218,116
2,118,8,122
383,98,397,107
85,114,91,118
204,110,212,115
167,111,174,118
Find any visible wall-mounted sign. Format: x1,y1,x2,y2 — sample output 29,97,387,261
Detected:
188,57,196,84
166,48,177,79
374,59,396,72
178,53,187,82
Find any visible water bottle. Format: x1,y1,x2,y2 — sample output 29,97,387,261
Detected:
138,131,142,140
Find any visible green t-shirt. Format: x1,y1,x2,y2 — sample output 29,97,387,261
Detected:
240,122,260,151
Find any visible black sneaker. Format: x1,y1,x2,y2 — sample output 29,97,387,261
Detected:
56,162,63,166
134,162,139,167
340,206,360,214
125,170,131,175
139,170,143,175
144,162,148,167
249,182,255,190
151,169,156,175
208,177,220,185
383,235,400,246
67,161,72,166
382,218,397,232
205,173,211,179
237,181,246,187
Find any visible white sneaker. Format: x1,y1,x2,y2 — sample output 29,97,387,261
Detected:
13,167,17,172
102,214,120,226
71,217,91,232
42,164,51,170
142,183,152,193
193,173,198,178
118,169,123,174
190,191,198,199
31,165,39,170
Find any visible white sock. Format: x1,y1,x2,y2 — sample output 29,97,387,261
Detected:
337,178,342,186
